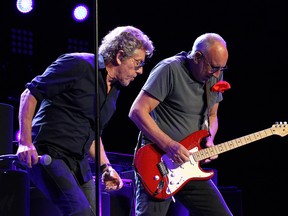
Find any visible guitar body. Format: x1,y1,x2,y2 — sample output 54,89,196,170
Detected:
134,122,287,200
134,130,214,200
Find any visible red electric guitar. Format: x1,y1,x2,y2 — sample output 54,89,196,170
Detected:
134,122,288,200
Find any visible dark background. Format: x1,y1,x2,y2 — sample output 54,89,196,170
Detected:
0,0,287,215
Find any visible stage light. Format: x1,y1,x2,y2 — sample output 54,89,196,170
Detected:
72,4,89,22
11,28,33,56
16,0,34,14
68,38,89,52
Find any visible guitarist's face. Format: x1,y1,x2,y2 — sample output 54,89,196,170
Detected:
191,43,228,83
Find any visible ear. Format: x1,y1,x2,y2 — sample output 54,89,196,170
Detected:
116,50,125,65
194,51,203,63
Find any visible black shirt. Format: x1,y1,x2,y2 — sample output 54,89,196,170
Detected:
26,53,121,182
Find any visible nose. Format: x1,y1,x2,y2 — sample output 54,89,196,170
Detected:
213,70,221,78
136,67,143,75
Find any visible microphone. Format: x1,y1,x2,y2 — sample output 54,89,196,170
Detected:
0,154,52,166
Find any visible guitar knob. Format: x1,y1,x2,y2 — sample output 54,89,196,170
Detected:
154,175,160,180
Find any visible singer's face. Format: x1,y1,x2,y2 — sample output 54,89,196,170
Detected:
116,49,146,87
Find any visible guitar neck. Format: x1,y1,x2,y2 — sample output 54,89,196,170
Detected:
193,127,274,162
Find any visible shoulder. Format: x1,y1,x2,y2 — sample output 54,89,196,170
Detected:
153,52,187,72
57,52,95,67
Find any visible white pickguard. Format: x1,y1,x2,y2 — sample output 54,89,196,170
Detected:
162,146,213,195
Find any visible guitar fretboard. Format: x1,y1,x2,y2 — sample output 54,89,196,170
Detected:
193,128,274,161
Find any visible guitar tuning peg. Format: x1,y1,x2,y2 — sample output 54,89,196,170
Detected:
275,121,284,125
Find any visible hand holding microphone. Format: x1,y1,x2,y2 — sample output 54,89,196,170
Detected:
0,154,52,166
15,143,52,168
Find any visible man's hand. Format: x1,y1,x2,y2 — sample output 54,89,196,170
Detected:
16,143,39,168
101,166,123,191
202,139,218,164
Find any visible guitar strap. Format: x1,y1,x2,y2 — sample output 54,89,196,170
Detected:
133,110,157,167
205,82,211,136
132,130,143,168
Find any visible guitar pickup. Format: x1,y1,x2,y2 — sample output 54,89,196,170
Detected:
157,161,169,177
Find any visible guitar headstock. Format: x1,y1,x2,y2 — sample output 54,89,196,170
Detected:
271,122,288,137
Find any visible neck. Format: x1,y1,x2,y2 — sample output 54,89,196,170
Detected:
106,69,116,94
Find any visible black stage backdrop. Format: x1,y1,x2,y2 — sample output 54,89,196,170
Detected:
0,1,287,215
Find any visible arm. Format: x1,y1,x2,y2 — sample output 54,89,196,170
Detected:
88,138,110,165
89,139,123,191
129,90,191,164
16,89,39,168
204,102,220,163
207,102,219,142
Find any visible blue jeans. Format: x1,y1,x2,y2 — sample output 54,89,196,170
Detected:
135,175,233,216
29,158,96,216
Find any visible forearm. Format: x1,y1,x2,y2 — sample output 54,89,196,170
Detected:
17,89,39,167
89,139,123,191
206,102,220,142
18,89,37,146
207,115,218,141
88,138,110,166
129,109,176,153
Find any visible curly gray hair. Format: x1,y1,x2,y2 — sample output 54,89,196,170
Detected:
99,26,155,63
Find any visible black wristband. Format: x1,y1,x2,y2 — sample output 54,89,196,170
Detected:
100,163,111,173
